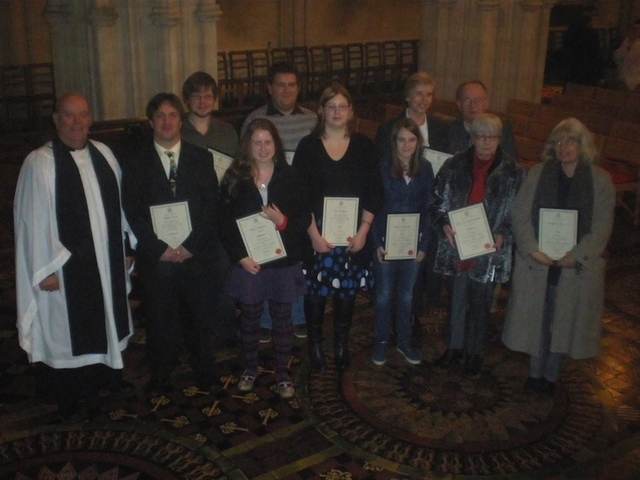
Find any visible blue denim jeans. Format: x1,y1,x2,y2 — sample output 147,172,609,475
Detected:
259,294,305,328
374,258,422,346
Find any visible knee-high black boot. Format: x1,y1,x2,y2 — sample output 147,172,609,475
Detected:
333,296,355,372
305,295,327,371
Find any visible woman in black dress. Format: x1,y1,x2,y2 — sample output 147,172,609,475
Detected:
293,83,382,376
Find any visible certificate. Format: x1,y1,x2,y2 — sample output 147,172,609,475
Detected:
208,148,233,182
538,208,578,260
385,213,420,260
422,147,451,175
284,151,295,165
322,197,359,246
448,203,496,261
150,201,192,249
236,212,287,265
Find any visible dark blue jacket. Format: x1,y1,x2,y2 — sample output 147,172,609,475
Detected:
372,155,435,253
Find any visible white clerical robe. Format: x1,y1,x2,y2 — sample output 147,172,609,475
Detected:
14,140,135,369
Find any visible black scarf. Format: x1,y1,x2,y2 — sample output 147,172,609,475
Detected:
53,137,129,356
531,159,594,244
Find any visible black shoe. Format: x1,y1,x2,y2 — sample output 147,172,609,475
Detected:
411,314,423,338
108,379,135,394
464,354,483,376
147,377,171,397
59,403,82,423
309,343,326,371
523,376,544,394
436,348,464,369
196,378,222,394
540,379,556,398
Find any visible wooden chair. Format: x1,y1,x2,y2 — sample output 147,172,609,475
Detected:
354,117,380,141
550,94,585,112
327,44,348,86
431,98,459,118
525,121,554,142
506,113,531,136
363,42,383,94
383,103,403,122
601,136,640,225
396,39,419,90
563,82,596,99
514,135,545,170
610,120,640,142
308,46,330,96
507,98,539,118
345,43,365,95
594,87,628,108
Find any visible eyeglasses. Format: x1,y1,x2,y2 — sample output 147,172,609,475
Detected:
190,93,215,101
475,135,500,142
555,138,578,147
462,96,487,106
324,104,350,112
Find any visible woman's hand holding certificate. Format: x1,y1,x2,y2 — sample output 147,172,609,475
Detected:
447,204,496,260
236,212,287,265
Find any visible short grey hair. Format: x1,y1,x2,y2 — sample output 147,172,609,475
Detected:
470,113,502,137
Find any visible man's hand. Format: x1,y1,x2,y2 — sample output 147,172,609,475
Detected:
39,273,59,291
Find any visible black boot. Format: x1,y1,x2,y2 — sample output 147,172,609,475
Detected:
333,297,355,372
305,296,326,371
435,348,464,369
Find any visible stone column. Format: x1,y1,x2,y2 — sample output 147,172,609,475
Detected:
475,0,502,95
419,0,457,95
193,0,222,78
149,0,182,95
514,0,544,99
45,0,92,98
87,0,123,119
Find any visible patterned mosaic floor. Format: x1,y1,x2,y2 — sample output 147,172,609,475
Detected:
2,152,640,479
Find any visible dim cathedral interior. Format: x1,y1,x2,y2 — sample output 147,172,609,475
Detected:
1,0,640,479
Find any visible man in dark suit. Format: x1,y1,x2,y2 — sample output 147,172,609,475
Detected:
122,93,221,395
447,80,517,158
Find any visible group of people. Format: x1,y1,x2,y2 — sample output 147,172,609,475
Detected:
14,61,615,421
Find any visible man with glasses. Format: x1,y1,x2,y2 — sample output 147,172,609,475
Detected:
181,71,238,156
447,80,517,157
181,71,239,347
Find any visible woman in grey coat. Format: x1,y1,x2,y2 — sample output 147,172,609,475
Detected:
431,114,524,375
502,118,615,397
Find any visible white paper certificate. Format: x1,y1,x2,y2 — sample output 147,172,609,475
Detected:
150,201,192,249
284,151,295,165
422,147,451,175
385,213,420,260
538,208,578,260
448,203,496,261
236,212,287,265
322,197,359,246
208,148,233,183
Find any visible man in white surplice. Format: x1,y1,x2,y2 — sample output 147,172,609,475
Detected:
14,92,135,420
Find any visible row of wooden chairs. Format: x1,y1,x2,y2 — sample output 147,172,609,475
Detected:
508,97,640,225
550,83,640,124
0,63,56,133
217,40,419,108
